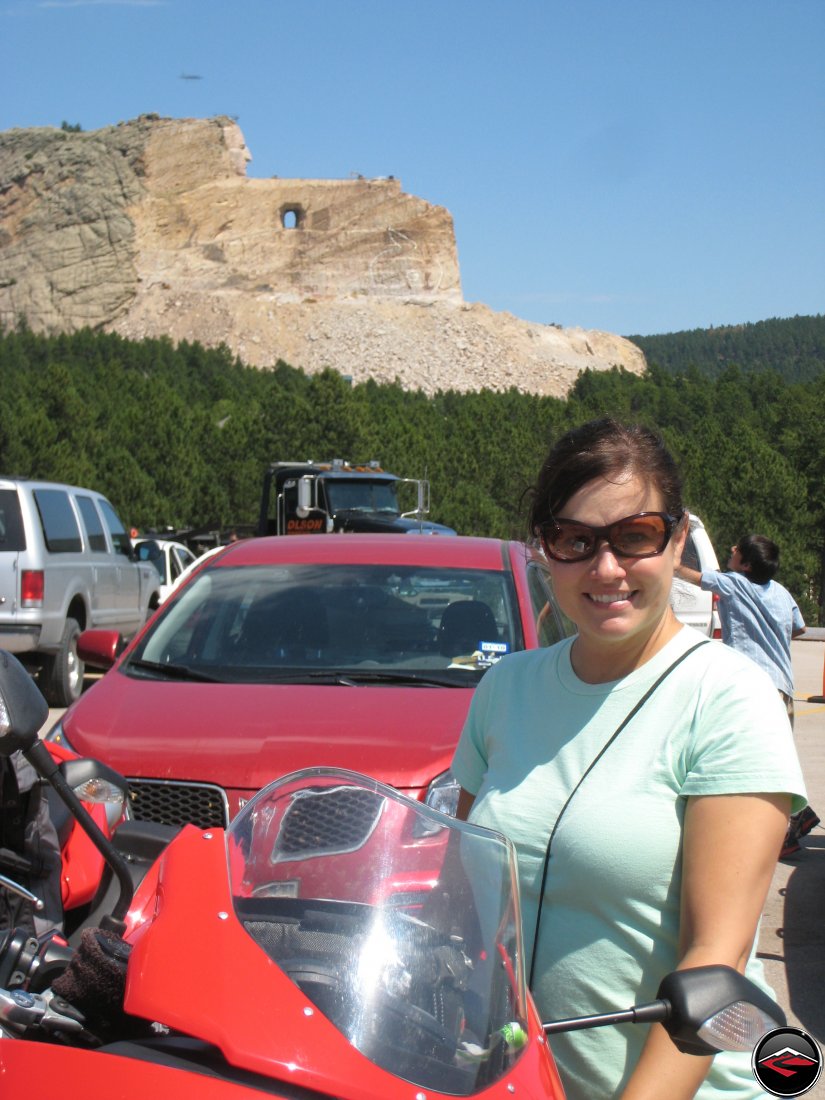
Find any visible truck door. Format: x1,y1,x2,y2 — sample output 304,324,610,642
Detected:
97,497,142,633
0,488,25,638
74,493,118,627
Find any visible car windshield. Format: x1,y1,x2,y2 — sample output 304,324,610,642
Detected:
325,479,400,515
127,562,522,685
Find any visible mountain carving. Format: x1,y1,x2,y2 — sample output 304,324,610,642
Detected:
0,115,645,395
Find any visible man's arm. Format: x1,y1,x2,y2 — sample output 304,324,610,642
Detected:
673,563,702,587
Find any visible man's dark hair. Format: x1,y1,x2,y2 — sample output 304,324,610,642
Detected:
737,534,780,585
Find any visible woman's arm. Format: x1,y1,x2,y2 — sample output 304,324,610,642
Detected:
619,791,790,1100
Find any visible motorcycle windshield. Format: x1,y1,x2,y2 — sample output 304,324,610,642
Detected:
227,767,529,1096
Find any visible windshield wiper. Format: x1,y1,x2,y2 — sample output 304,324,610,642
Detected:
127,659,219,683
306,669,472,688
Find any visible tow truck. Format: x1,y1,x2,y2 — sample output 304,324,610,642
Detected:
257,459,456,536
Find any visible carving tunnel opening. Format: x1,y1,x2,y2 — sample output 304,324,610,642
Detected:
280,205,305,230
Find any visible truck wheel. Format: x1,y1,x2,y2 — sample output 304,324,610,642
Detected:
40,617,84,708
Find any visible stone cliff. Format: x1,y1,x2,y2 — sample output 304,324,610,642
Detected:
0,115,646,395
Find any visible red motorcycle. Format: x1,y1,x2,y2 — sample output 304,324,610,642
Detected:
0,650,786,1099
45,740,176,944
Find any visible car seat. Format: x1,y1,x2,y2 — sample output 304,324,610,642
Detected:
438,601,498,656
239,588,329,664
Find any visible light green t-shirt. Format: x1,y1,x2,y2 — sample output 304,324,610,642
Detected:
451,628,807,1100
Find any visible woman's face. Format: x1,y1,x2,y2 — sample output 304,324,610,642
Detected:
545,472,687,670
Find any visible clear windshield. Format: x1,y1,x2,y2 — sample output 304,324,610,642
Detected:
129,563,520,682
227,768,529,1095
325,479,400,515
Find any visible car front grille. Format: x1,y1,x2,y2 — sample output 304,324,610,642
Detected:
128,779,230,830
274,786,385,861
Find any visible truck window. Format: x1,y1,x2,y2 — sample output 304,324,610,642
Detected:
32,489,82,553
0,489,26,550
681,531,700,571
97,498,132,556
75,495,109,552
325,480,399,514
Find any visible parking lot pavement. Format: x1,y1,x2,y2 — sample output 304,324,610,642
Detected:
758,637,825,1058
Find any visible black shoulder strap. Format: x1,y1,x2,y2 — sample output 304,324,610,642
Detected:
529,640,709,988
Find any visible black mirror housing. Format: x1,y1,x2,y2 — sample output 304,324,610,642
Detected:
657,965,786,1055
0,650,50,754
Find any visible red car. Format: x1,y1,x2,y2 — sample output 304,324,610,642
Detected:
46,535,573,829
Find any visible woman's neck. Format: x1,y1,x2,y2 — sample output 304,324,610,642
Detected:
570,612,684,684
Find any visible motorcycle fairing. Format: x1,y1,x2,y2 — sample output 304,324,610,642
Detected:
120,769,566,1100
123,824,437,1100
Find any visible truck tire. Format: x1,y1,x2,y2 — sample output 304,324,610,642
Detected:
40,617,84,708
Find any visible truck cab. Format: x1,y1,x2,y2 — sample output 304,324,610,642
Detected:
258,460,456,537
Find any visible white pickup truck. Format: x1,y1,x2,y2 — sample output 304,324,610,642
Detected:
0,478,161,706
670,513,722,637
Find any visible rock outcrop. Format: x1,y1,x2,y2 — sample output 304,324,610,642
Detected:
0,115,646,395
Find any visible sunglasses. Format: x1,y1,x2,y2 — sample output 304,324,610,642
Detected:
540,511,682,563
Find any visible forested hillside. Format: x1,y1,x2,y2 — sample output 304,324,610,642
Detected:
628,314,825,382
2,320,825,622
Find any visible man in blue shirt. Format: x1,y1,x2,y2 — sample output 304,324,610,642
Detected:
675,532,818,856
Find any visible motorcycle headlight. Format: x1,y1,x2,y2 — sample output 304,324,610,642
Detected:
43,720,75,752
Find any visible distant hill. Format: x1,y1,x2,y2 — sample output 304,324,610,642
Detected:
627,315,825,383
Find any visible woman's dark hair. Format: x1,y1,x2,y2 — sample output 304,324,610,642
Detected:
736,534,779,584
528,417,684,535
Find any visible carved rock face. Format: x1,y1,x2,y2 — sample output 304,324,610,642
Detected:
0,115,645,396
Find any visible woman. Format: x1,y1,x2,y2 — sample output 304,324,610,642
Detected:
451,418,806,1100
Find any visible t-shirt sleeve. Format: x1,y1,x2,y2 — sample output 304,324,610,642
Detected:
679,658,807,812
792,603,806,633
700,570,737,597
451,668,496,795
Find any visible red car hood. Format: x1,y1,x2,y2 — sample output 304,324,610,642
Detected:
61,671,475,796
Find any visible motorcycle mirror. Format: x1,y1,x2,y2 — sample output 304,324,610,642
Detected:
0,650,49,755
544,964,785,1056
0,652,133,933
657,964,786,1055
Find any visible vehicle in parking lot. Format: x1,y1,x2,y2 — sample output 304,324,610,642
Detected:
670,513,721,637
133,537,198,604
159,542,227,604
0,478,161,706
46,535,574,830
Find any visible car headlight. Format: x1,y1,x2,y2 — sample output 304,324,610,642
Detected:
43,720,75,751
424,770,461,818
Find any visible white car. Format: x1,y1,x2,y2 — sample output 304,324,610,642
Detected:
161,542,227,603
671,514,721,637
134,538,199,604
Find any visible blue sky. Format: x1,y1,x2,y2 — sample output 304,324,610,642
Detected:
3,0,823,337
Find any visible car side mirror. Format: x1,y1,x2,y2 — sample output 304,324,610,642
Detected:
0,650,49,755
133,538,161,564
77,629,124,670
